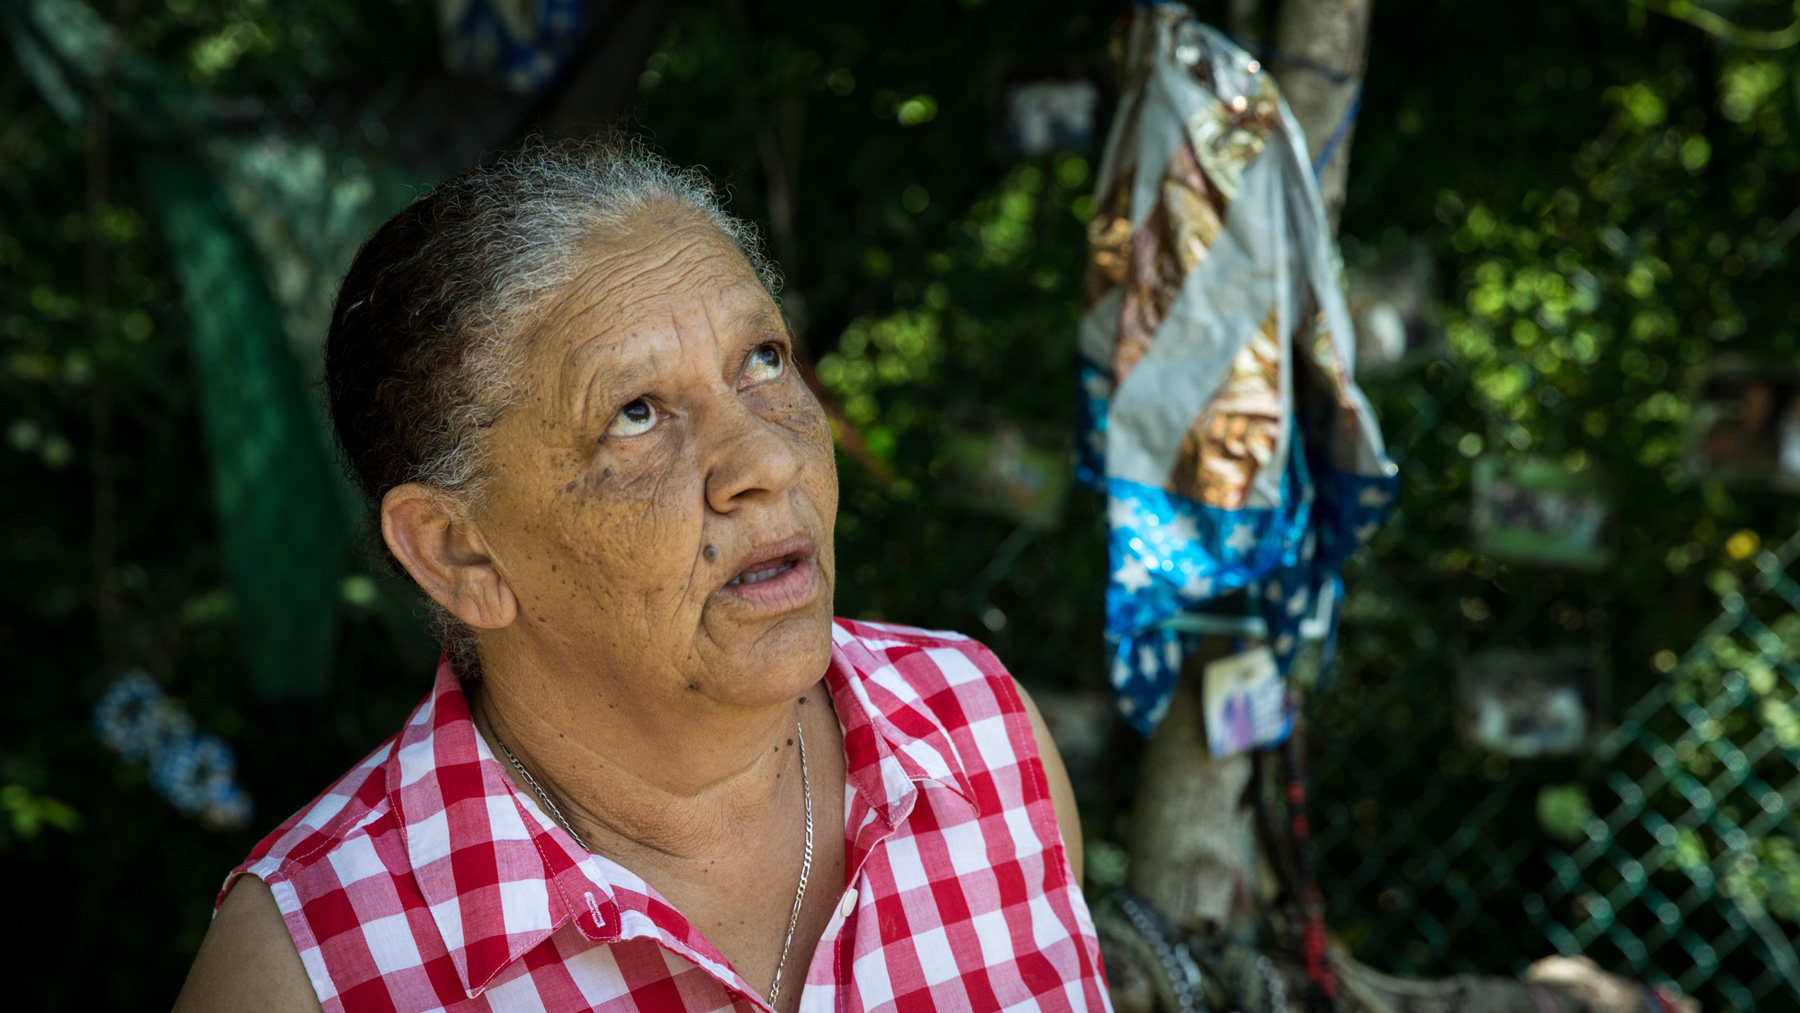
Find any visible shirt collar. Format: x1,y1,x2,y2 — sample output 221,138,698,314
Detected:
383,625,979,999
825,619,980,825
386,657,616,998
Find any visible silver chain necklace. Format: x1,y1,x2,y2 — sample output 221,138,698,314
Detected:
491,714,814,1011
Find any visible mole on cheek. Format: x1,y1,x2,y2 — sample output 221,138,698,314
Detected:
704,544,720,562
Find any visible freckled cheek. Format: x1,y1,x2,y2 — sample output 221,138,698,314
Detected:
757,389,832,447
794,437,839,570
777,393,837,496
551,474,706,587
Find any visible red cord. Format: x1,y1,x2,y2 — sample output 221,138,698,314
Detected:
1286,734,1338,1004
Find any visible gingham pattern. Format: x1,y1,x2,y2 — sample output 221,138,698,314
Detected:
224,619,1112,1012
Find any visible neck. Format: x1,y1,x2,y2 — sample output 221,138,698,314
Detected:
466,643,819,865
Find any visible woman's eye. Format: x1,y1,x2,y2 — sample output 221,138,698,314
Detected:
605,398,659,437
743,343,785,384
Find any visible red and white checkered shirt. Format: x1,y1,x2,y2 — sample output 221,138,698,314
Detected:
225,619,1112,1012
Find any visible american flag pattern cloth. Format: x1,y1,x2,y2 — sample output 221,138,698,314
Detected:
1079,6,1397,734
221,619,1112,1013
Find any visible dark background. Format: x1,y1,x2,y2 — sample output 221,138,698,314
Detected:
2,0,1797,1008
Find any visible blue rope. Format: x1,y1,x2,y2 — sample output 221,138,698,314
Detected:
1224,33,1356,85
1125,8,1363,181
1311,84,1362,178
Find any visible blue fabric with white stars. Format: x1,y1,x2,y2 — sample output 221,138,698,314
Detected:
1083,370,1397,735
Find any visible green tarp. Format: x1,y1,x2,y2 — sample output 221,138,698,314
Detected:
5,0,428,698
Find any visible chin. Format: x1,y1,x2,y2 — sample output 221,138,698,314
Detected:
705,604,836,706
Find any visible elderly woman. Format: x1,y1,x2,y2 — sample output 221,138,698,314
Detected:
173,140,1109,1013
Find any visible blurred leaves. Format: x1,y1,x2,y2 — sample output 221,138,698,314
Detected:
1538,783,1595,845
1309,0,1800,1002
0,0,1797,1007
1632,0,1800,51
0,784,81,846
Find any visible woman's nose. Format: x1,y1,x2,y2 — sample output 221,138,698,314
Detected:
703,401,805,514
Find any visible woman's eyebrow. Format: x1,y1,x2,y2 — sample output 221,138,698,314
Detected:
731,303,789,340
585,357,661,404
560,338,663,418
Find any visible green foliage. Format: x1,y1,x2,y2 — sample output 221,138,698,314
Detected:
3,0,1799,1008
631,2,1114,688
123,0,431,92
0,3,440,1007
1537,783,1595,845
1308,1,1800,1004
0,783,82,845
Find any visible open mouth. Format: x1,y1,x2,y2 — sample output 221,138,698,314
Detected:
714,533,820,613
728,557,801,585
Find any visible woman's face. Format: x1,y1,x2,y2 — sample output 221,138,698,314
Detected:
472,206,838,709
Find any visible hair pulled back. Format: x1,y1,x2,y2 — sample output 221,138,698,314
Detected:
324,138,776,674
326,136,776,508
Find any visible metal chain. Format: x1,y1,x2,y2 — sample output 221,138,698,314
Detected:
767,716,814,1010
1113,888,1205,1012
494,734,594,854
491,714,813,1012
1258,953,1287,1013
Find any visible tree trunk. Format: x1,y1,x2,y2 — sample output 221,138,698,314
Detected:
1271,0,1373,229
1128,644,1260,934
1124,0,1376,944
1114,5,1699,1012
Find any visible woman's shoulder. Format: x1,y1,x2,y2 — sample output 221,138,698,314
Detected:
831,617,1015,693
223,734,403,908
174,876,323,1013
829,616,1035,745
828,617,1082,881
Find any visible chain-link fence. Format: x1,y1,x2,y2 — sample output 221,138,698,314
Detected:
1309,370,1800,1013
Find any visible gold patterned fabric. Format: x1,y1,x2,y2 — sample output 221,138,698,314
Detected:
1079,5,1396,734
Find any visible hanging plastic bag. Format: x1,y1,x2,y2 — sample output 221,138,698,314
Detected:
1079,5,1397,735
436,0,587,93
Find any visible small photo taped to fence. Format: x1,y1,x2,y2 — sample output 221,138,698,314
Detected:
939,426,1071,532
1683,357,1800,489
1203,645,1293,759
1471,456,1611,570
1457,650,1599,759
1346,240,1438,379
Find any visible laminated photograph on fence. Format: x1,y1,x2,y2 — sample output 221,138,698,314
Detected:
1471,456,1612,570
1202,644,1292,758
1455,649,1602,759
1684,357,1800,490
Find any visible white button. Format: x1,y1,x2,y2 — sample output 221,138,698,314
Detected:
839,888,858,918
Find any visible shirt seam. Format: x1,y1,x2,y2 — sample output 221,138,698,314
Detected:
985,646,1083,898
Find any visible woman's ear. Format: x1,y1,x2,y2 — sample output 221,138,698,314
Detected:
380,483,518,630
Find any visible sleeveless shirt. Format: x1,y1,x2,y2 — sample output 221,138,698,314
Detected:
223,619,1113,1012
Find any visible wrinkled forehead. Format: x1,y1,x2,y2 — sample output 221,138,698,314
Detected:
528,207,781,388
560,205,766,319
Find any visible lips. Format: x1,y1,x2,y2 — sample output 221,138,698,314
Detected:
714,533,820,614
728,559,799,585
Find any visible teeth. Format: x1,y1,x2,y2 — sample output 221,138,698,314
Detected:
729,560,795,586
